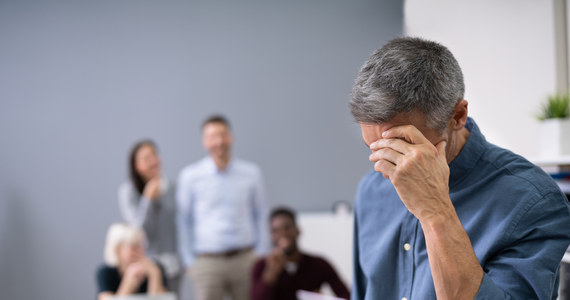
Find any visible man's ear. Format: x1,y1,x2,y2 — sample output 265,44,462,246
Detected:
450,99,469,131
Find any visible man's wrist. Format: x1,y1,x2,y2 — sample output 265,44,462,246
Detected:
417,202,458,231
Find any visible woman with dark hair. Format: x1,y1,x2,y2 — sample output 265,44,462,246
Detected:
118,140,182,295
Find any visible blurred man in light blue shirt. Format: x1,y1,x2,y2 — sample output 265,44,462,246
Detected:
177,115,270,300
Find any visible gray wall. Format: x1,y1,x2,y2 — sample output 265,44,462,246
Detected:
0,0,403,298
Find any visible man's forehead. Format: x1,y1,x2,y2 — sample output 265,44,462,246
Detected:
203,122,231,133
360,111,430,130
360,121,409,132
271,215,295,225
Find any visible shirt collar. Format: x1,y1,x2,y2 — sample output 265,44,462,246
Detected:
204,156,234,175
448,117,487,187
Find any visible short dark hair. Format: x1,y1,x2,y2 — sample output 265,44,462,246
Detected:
201,114,231,131
270,207,297,224
128,139,157,194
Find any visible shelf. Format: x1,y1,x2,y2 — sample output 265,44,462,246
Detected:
528,155,570,166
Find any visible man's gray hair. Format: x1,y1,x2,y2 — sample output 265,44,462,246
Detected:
350,37,465,130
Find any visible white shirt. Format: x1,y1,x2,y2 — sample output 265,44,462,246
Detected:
176,156,270,266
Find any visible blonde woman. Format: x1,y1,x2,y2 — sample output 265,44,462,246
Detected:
96,223,167,300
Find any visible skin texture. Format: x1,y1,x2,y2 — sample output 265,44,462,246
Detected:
202,122,233,171
361,100,484,300
97,241,166,300
261,215,302,286
135,144,161,201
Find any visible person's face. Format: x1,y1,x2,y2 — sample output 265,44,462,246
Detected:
270,215,299,255
135,144,161,182
116,241,144,266
360,111,448,153
202,122,233,159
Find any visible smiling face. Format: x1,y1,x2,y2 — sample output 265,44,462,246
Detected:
270,214,300,256
202,122,233,161
116,240,144,267
134,144,161,182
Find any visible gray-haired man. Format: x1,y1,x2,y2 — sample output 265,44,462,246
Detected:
350,37,570,299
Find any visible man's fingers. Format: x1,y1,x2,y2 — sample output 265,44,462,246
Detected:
381,125,431,145
374,159,396,178
370,137,411,154
369,147,404,166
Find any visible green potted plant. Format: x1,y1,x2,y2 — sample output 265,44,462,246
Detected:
537,94,570,157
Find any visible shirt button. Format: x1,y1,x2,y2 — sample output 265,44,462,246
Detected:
403,243,411,251
402,297,408,300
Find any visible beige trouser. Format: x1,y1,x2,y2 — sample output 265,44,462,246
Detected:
189,249,257,300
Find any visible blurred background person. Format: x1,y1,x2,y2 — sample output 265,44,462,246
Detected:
177,114,270,300
251,207,350,300
118,140,182,294
96,223,167,299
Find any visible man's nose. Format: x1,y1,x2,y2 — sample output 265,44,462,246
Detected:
213,136,224,144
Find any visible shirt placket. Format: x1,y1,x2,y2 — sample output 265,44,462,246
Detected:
218,171,232,248
398,212,417,300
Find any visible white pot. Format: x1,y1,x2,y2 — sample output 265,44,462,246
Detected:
539,118,570,157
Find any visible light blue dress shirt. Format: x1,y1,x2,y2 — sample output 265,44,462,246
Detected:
176,156,270,267
353,118,570,299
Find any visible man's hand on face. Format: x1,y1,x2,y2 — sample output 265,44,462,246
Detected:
368,125,453,222
267,237,291,271
262,240,288,285
266,248,286,272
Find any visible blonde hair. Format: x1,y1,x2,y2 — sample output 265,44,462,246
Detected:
103,223,146,266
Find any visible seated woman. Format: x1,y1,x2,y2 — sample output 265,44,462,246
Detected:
96,223,167,300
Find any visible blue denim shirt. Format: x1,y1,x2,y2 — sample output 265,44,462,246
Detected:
352,118,570,300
